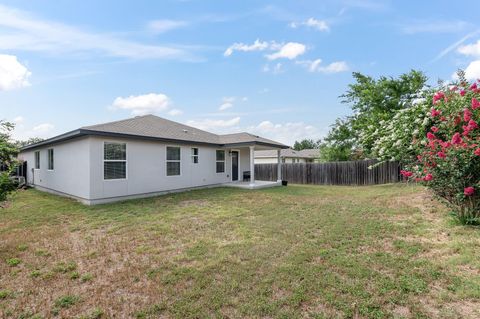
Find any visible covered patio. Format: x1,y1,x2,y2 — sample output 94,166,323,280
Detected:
221,142,286,189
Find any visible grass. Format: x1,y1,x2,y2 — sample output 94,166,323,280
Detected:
0,185,479,318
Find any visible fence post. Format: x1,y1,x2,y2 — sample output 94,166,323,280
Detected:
254,160,401,185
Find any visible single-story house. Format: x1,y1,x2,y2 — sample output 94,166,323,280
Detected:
18,115,289,205
254,148,320,164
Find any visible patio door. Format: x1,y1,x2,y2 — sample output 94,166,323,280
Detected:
231,151,239,181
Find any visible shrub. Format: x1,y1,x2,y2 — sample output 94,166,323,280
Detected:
0,170,17,202
402,79,480,224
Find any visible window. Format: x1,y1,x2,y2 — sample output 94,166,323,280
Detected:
47,149,54,170
216,150,225,173
166,146,181,176
191,148,199,164
281,158,286,163
34,151,40,169
104,142,126,180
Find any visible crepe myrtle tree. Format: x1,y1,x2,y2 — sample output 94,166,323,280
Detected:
400,77,480,224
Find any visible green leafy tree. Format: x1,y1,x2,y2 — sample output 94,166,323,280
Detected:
293,138,321,151
343,70,428,155
0,121,19,202
323,70,428,161
318,118,357,161
14,137,44,148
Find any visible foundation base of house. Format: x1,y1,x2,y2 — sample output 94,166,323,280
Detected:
31,180,282,205
222,180,282,190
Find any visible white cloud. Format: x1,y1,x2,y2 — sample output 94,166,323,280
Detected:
263,62,284,74
224,39,272,57
432,31,480,62
13,116,24,123
297,59,349,73
111,93,171,116
219,102,233,111
289,18,329,32
147,19,189,34
401,20,468,34
33,123,54,133
183,116,324,146
258,88,270,94
247,120,323,146
458,39,480,57
454,39,480,80
0,4,188,60
11,119,55,140
167,109,183,116
266,42,306,60
218,96,247,111
186,117,241,131
0,54,31,91
464,60,480,80
319,61,349,73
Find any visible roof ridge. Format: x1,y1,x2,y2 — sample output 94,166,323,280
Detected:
83,114,221,139
146,115,220,138
82,114,152,129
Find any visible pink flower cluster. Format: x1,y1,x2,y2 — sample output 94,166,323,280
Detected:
408,80,480,197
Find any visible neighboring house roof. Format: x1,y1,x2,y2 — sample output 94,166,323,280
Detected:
255,148,320,159
20,115,289,151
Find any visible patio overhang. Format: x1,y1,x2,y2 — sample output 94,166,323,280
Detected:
226,143,284,189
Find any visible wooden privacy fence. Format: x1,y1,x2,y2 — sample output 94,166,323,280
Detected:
254,160,402,185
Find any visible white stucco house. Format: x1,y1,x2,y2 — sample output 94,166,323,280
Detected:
18,115,289,205
254,148,320,164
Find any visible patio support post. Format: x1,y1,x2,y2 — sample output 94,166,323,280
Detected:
277,149,282,182
249,145,255,187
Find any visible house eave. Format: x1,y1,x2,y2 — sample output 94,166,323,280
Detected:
19,129,86,152
19,129,289,152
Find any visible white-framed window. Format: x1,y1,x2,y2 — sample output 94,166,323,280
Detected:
216,150,225,173
166,146,181,176
34,151,40,169
191,147,199,164
47,148,54,170
104,142,126,180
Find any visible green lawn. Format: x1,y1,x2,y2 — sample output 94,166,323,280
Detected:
1,185,480,318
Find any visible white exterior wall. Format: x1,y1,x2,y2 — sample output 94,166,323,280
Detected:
88,137,252,203
18,137,91,200
18,137,256,204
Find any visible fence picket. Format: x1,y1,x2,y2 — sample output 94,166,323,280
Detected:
254,160,402,185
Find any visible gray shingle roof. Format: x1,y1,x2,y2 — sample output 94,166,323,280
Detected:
255,148,320,159
21,115,289,151
82,115,221,144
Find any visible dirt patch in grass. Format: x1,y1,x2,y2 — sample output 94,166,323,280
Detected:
178,199,210,208
301,299,344,318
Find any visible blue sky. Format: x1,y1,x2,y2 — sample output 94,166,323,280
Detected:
1,0,480,145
